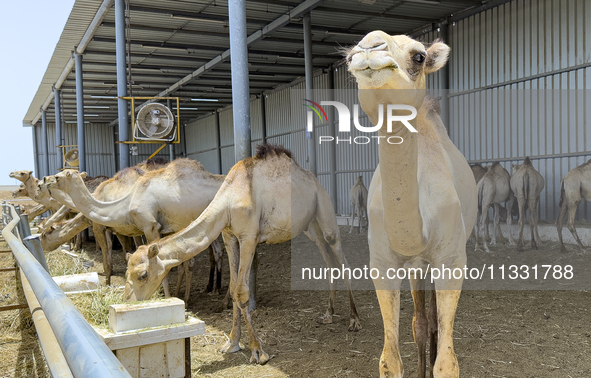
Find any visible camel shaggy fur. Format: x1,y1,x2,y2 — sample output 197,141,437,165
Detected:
347,32,477,378
124,144,361,365
556,159,591,251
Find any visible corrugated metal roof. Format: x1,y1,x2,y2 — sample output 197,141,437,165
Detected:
24,0,490,125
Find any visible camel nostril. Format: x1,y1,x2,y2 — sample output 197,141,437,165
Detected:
369,42,387,51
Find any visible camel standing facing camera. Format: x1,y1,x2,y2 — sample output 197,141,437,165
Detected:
349,175,368,233
347,31,477,378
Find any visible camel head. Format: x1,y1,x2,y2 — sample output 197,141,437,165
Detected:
36,179,52,200
346,31,450,120
124,244,167,302
12,187,28,198
9,170,33,183
45,170,87,194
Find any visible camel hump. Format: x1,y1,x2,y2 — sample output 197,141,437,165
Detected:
255,143,292,160
523,156,532,165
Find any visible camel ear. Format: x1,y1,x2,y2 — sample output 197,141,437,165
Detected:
79,172,87,179
125,253,132,262
424,41,450,75
148,244,159,259
65,171,72,178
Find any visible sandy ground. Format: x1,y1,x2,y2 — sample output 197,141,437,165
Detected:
1,222,590,377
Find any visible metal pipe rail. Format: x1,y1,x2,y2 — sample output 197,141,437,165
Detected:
1,204,131,378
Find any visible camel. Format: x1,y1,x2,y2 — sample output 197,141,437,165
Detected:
346,32,477,378
124,144,362,365
510,157,544,251
475,162,515,252
9,170,62,212
11,186,28,198
45,158,226,300
349,175,368,233
470,163,487,184
556,159,591,251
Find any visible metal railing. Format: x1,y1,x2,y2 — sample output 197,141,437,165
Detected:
1,202,131,378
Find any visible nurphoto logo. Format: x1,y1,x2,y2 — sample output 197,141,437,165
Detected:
303,99,418,145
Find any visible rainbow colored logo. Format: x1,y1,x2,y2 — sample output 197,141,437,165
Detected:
302,99,328,123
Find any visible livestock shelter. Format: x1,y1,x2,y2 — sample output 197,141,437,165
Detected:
24,0,591,220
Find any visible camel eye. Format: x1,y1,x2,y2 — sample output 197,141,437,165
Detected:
138,271,148,281
412,53,425,64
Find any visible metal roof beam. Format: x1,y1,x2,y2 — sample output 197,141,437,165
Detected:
30,0,114,126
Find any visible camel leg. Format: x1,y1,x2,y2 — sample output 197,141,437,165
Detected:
133,236,143,249
357,204,363,233
428,290,438,378
214,240,223,295
506,193,516,245
491,204,500,246
235,237,268,364
375,289,403,377
433,289,461,378
556,200,568,251
206,245,216,293
220,231,242,354
494,204,508,244
183,259,194,305
410,276,427,378
478,205,491,253
174,263,185,298
93,223,112,285
566,201,585,251
516,197,526,251
528,198,542,249
349,203,356,234
304,222,338,325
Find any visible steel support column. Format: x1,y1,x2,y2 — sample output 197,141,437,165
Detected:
54,88,63,170
303,13,316,175
261,95,267,144
327,67,337,210
41,110,50,177
74,53,86,173
115,0,129,169
228,0,251,162
439,22,450,133
215,111,222,174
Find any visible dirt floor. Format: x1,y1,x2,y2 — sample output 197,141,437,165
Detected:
1,220,590,377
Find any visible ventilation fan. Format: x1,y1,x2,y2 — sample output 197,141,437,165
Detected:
64,148,79,168
134,103,176,141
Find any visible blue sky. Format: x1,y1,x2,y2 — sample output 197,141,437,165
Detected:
0,0,76,185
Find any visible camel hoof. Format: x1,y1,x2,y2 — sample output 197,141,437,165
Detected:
318,313,333,325
348,318,362,332
250,348,269,365
220,340,241,354
206,285,213,293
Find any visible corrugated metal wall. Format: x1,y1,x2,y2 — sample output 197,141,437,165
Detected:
34,123,116,178
448,0,591,221
40,0,584,221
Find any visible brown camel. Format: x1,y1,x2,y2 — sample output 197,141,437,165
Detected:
510,157,545,250
556,159,591,251
470,163,487,184
346,32,477,378
349,175,369,233
475,162,515,252
45,159,225,301
124,144,361,365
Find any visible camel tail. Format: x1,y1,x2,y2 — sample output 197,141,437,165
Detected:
357,189,365,211
558,179,565,208
522,173,530,204
477,181,485,212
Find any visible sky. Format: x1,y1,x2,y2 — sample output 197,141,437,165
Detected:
0,0,76,185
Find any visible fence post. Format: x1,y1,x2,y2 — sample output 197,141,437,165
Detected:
23,235,50,273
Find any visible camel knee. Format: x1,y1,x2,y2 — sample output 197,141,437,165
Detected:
323,229,337,245
233,284,250,308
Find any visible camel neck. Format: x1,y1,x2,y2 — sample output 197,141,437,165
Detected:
64,176,133,227
377,117,427,253
157,194,230,268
